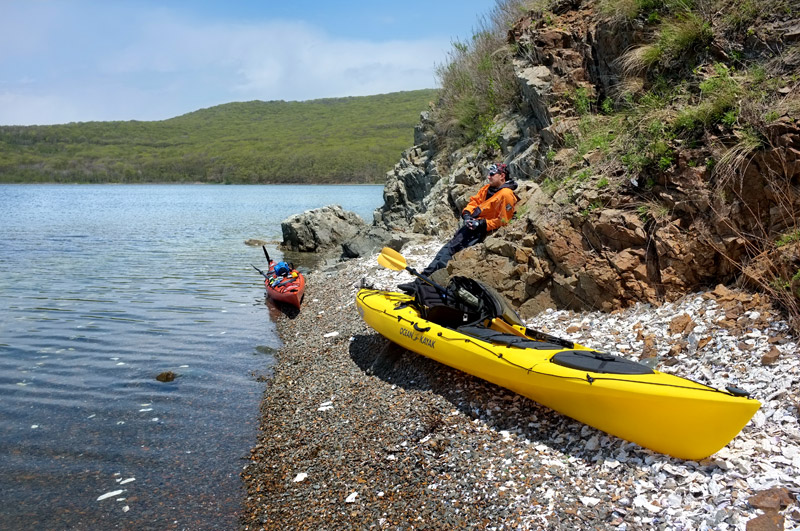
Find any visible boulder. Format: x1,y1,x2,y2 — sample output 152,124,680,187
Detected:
341,226,411,260
281,205,367,253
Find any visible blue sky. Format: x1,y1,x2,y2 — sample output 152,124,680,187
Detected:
0,1,494,126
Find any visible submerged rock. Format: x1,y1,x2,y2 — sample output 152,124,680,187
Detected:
156,371,176,383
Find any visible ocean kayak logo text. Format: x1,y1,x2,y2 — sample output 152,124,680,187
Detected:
399,326,436,349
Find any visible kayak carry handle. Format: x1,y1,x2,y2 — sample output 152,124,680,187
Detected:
726,385,751,398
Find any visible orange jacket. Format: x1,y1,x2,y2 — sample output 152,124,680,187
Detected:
463,182,519,232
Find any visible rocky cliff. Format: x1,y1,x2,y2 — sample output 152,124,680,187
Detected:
374,0,800,323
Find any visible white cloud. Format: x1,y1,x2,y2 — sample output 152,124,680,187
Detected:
102,15,446,99
0,5,450,125
0,92,81,126
231,33,444,99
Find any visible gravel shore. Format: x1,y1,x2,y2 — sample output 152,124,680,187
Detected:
241,242,800,530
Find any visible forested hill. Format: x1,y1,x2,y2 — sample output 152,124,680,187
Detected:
0,89,439,184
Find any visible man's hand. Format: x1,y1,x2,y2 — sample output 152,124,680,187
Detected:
465,219,486,231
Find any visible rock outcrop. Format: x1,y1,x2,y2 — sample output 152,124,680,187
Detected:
277,4,798,321
369,3,800,319
281,204,413,260
281,205,368,253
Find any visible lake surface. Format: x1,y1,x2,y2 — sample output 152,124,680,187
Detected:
0,184,384,530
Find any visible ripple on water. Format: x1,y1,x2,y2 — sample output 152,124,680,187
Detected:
0,184,384,529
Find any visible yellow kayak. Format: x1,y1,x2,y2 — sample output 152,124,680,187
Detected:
356,287,760,460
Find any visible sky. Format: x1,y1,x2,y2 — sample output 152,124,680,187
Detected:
0,1,495,126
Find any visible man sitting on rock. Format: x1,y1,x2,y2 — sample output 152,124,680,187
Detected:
407,163,519,286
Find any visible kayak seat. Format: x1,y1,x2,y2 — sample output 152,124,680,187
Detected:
551,350,654,375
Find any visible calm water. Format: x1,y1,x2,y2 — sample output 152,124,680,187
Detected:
0,184,383,530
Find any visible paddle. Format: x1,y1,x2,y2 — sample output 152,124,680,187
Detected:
377,247,453,298
252,264,268,278
253,245,276,279
377,247,574,348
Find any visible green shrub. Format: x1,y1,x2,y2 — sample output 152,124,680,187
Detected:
433,1,525,146
672,63,740,137
480,119,503,153
574,87,592,115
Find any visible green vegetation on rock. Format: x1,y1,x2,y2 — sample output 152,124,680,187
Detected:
433,1,524,152
0,89,439,184
423,0,799,328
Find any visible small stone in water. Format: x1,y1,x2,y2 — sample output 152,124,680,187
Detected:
156,371,176,382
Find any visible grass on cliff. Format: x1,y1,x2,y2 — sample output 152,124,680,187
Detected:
0,90,438,184
432,0,533,153
571,0,800,327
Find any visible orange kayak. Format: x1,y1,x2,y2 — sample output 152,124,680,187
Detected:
264,261,305,309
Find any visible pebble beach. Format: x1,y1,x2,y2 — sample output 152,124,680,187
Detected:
241,241,800,530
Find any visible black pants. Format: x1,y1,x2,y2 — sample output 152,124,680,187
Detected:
421,225,487,276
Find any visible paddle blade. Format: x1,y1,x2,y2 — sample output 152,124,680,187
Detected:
377,247,407,271
262,245,271,264
489,318,527,338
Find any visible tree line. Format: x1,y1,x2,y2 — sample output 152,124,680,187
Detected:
0,90,439,184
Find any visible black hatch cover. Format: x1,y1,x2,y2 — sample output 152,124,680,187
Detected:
551,350,654,375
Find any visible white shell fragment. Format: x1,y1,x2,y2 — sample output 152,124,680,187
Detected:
97,489,124,501
580,496,601,507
